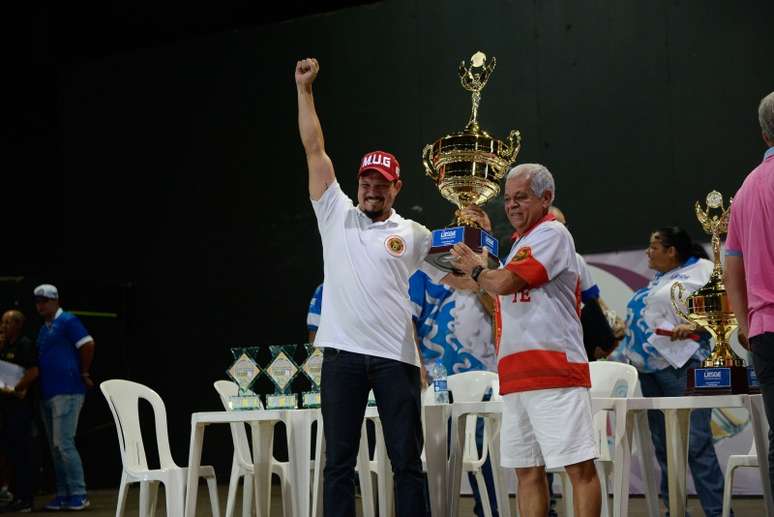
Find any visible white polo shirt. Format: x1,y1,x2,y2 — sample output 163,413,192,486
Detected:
312,181,439,366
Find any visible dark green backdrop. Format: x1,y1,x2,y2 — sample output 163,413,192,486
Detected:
3,0,772,487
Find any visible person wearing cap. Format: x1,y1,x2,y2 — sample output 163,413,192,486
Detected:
0,310,38,513
33,284,95,512
295,57,446,517
450,164,601,517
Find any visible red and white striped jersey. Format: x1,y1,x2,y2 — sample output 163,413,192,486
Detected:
495,214,590,394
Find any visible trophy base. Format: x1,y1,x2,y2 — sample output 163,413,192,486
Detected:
228,395,264,411
426,226,499,273
685,366,750,395
266,393,298,410
367,391,377,407
302,391,321,408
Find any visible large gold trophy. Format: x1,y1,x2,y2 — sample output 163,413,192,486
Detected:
671,190,757,394
422,51,521,271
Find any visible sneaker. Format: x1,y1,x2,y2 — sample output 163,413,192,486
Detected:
0,499,32,513
65,495,90,511
44,496,68,511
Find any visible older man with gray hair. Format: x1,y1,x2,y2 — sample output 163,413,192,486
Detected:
451,163,600,517
725,90,774,495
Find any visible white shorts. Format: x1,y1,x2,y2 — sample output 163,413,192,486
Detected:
500,387,596,470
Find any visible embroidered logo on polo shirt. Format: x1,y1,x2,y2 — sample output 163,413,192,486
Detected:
512,246,532,262
385,235,406,257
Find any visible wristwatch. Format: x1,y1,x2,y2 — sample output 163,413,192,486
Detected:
471,265,485,282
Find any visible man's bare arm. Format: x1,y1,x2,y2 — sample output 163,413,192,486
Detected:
724,255,750,342
295,58,335,200
449,243,528,295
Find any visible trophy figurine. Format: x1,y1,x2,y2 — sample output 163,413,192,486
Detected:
226,347,264,410
422,51,522,271
265,345,300,409
301,344,323,408
671,190,755,394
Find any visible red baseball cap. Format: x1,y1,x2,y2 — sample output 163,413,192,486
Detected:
358,150,401,182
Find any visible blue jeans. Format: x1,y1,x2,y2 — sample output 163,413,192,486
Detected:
639,359,726,517
321,349,426,517
750,332,774,497
40,394,86,497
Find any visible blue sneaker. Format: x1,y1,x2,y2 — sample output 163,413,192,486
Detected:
65,495,90,511
44,496,68,511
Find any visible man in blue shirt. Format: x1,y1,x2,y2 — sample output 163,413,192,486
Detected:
33,284,95,511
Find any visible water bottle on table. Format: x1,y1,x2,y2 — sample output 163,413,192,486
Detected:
430,362,449,404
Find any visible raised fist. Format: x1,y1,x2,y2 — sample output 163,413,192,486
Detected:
295,58,319,88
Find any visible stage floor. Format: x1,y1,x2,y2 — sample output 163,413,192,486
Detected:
18,486,767,516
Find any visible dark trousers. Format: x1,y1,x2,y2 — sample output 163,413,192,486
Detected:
751,332,774,497
0,400,34,502
321,348,426,517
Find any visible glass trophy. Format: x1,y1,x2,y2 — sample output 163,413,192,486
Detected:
301,344,323,408
265,345,300,409
226,347,263,410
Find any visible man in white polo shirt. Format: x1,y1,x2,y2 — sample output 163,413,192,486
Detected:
451,164,600,517
295,57,444,517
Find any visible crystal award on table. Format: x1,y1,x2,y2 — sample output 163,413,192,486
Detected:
226,347,264,410
301,344,323,408
265,345,300,409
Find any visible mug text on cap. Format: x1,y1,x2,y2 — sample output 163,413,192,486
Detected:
362,153,391,169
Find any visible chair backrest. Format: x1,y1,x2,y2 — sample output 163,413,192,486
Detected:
100,379,178,472
213,380,253,466
589,361,638,398
447,371,498,403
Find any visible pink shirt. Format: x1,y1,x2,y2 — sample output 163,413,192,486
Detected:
725,147,774,338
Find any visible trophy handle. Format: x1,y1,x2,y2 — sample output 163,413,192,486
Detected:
500,129,522,161
670,282,693,324
422,143,439,180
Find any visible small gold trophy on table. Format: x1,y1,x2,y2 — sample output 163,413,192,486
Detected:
422,51,522,271
671,190,757,394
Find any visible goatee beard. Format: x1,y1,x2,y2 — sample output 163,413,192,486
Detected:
363,208,383,220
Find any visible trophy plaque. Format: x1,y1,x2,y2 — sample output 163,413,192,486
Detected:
226,347,264,410
301,344,323,408
671,191,754,395
422,51,521,271
265,345,300,409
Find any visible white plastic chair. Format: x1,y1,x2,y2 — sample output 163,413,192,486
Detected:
547,361,639,517
100,379,221,517
447,371,500,517
213,380,292,517
722,433,765,517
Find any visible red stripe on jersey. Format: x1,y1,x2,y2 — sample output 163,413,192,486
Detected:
505,254,549,288
498,349,591,394
494,295,502,356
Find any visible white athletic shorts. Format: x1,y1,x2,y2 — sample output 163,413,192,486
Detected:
499,386,597,470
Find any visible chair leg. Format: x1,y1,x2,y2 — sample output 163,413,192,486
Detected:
225,455,241,517
165,476,185,517
474,470,493,517
280,477,293,517
139,482,151,517
721,464,737,517
241,474,253,517
148,481,160,517
596,461,610,517
205,474,222,517
115,474,129,517
560,471,573,517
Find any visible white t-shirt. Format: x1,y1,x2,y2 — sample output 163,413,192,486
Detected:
496,216,589,394
311,181,440,365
